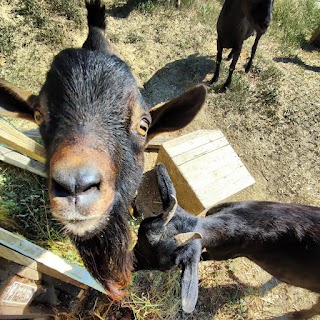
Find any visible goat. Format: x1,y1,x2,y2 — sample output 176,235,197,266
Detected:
0,1,207,300
209,0,273,90
134,163,320,317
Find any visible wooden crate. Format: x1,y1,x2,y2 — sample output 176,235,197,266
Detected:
0,227,105,319
156,130,255,214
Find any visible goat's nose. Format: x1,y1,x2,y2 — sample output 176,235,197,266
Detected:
51,165,101,198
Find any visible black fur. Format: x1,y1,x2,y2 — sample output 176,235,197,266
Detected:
210,0,274,90
134,163,320,315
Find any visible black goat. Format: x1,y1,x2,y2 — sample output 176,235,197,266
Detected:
210,0,273,90
0,1,206,300
134,163,320,317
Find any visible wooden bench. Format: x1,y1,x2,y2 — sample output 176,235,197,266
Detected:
156,130,255,214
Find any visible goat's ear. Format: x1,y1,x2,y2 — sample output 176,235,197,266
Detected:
181,259,199,314
147,84,207,142
0,79,38,122
163,195,178,226
156,163,177,207
175,232,203,246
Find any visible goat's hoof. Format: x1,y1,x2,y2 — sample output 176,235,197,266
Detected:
218,86,228,93
209,78,218,87
245,65,251,73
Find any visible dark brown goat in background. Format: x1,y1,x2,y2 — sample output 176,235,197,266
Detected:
0,1,207,300
134,163,320,318
210,0,274,90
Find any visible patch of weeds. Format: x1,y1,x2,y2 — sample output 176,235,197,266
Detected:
124,271,181,319
35,24,65,46
126,31,145,44
18,0,48,27
260,84,280,106
260,63,282,82
138,0,156,15
226,73,250,113
0,164,61,245
272,0,320,49
0,25,17,56
197,2,217,25
49,0,83,27
109,32,121,44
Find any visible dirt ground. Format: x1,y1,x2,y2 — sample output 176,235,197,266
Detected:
0,0,319,318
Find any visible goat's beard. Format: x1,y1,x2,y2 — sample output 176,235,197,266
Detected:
72,197,133,301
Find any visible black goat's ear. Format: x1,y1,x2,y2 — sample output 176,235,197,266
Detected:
156,163,177,208
0,79,38,122
181,259,199,314
147,84,207,142
163,195,178,226
175,232,203,246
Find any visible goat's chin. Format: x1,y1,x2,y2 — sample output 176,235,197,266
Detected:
72,197,133,301
61,214,110,238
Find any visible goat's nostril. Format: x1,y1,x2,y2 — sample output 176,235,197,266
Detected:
51,166,102,197
81,182,101,194
51,179,74,198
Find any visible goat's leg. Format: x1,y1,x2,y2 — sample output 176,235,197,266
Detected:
245,34,261,73
222,46,241,90
209,40,223,85
226,49,234,61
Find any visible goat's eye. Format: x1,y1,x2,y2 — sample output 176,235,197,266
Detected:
34,110,44,125
137,118,149,136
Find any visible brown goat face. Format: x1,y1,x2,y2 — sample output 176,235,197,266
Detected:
0,0,206,299
37,49,153,238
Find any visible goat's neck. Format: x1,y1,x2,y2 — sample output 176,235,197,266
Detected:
198,214,263,260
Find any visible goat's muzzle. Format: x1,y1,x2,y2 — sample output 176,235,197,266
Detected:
49,140,117,237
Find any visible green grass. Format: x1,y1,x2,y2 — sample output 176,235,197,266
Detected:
0,25,18,56
272,0,320,49
0,164,82,263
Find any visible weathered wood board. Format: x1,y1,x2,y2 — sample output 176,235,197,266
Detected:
0,228,104,294
0,146,46,177
0,227,105,318
156,130,255,214
0,119,45,164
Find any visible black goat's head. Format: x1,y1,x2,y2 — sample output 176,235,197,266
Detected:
134,163,202,313
0,0,206,300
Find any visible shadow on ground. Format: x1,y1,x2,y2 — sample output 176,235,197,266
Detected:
273,56,320,73
142,54,214,106
106,0,175,18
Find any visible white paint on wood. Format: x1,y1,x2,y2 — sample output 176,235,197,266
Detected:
0,228,105,293
0,146,46,177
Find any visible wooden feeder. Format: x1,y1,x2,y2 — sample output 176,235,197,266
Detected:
0,227,105,319
156,130,255,214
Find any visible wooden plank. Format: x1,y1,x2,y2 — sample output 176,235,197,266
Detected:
164,130,224,157
179,144,239,178
0,119,45,163
0,305,53,319
0,228,105,294
199,166,255,207
156,130,255,214
0,256,41,281
172,136,229,166
190,157,247,190
0,146,46,177
22,129,40,139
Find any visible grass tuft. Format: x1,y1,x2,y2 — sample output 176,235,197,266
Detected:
272,0,320,49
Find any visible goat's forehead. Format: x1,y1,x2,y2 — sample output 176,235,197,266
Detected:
41,49,147,116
